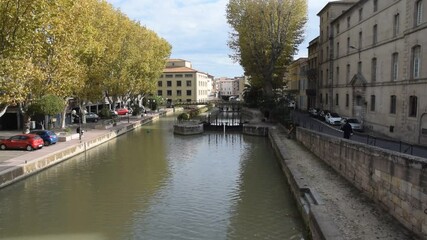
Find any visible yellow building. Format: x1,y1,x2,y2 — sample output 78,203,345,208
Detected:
158,59,211,104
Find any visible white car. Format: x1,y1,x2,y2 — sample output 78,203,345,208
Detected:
325,112,342,125
341,117,364,131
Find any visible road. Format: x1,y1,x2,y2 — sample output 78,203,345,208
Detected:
290,110,427,159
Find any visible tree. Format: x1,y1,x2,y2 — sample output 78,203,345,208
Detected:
226,0,307,99
28,94,65,129
0,0,46,117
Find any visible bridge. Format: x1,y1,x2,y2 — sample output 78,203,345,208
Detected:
173,100,243,112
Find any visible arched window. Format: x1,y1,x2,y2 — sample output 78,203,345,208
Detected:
416,0,423,26
412,45,421,79
409,96,418,117
391,53,399,81
390,95,396,114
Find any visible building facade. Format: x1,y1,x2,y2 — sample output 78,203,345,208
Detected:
317,0,427,145
215,77,246,100
286,58,308,110
158,59,210,103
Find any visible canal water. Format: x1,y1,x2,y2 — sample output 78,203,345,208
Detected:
0,116,305,240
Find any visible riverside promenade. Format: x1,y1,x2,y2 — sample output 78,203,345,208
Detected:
0,108,420,239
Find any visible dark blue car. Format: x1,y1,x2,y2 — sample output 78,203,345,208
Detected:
30,130,58,146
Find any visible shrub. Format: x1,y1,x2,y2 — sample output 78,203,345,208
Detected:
177,113,190,121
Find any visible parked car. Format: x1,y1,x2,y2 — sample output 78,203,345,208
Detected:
30,130,58,146
85,112,100,122
116,108,130,115
341,118,364,131
308,108,320,117
74,112,100,123
325,112,342,125
0,134,44,151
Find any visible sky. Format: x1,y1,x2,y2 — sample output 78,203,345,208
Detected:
106,0,336,78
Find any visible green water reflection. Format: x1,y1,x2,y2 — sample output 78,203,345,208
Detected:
0,116,304,240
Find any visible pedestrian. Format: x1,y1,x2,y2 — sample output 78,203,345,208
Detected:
287,123,296,139
341,120,353,139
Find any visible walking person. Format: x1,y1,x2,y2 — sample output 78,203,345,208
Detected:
341,120,353,139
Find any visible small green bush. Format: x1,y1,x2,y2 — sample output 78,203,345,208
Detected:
177,113,190,121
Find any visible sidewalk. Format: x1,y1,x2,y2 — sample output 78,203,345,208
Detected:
270,127,419,239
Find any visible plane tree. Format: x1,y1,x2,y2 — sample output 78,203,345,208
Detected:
0,0,46,117
226,0,307,101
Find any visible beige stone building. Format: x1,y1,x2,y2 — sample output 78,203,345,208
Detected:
215,77,247,100
317,0,427,145
286,58,308,110
158,59,211,104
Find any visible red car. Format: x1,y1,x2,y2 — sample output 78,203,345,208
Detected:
0,134,44,151
116,108,129,115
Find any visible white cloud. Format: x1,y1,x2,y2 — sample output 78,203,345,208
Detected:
106,0,337,77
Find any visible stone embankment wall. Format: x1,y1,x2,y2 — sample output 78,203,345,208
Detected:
296,127,427,238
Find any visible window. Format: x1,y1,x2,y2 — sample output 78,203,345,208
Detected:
358,61,362,73
320,70,323,86
358,31,362,49
157,81,162,87
185,74,193,78
326,47,329,60
370,95,376,111
409,96,418,117
157,90,162,96
335,93,339,106
412,45,421,78
356,95,362,106
177,80,182,87
326,93,329,105
347,37,350,54
326,69,329,84
392,53,398,81
416,0,423,26
167,90,172,96
359,8,363,22
336,66,340,84
346,64,350,83
373,24,378,45
390,95,396,114
186,80,192,87
175,74,183,78
167,81,172,87
165,74,173,78
177,90,182,96
373,0,378,12
347,16,351,28
346,94,349,107
320,94,323,104
336,23,340,34
393,14,400,37
371,58,377,82
186,90,192,96
336,42,340,58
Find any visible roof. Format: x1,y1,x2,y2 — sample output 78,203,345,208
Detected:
163,67,197,73
317,1,357,16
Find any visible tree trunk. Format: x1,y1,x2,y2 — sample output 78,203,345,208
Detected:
0,105,9,118
263,78,274,99
22,113,31,134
